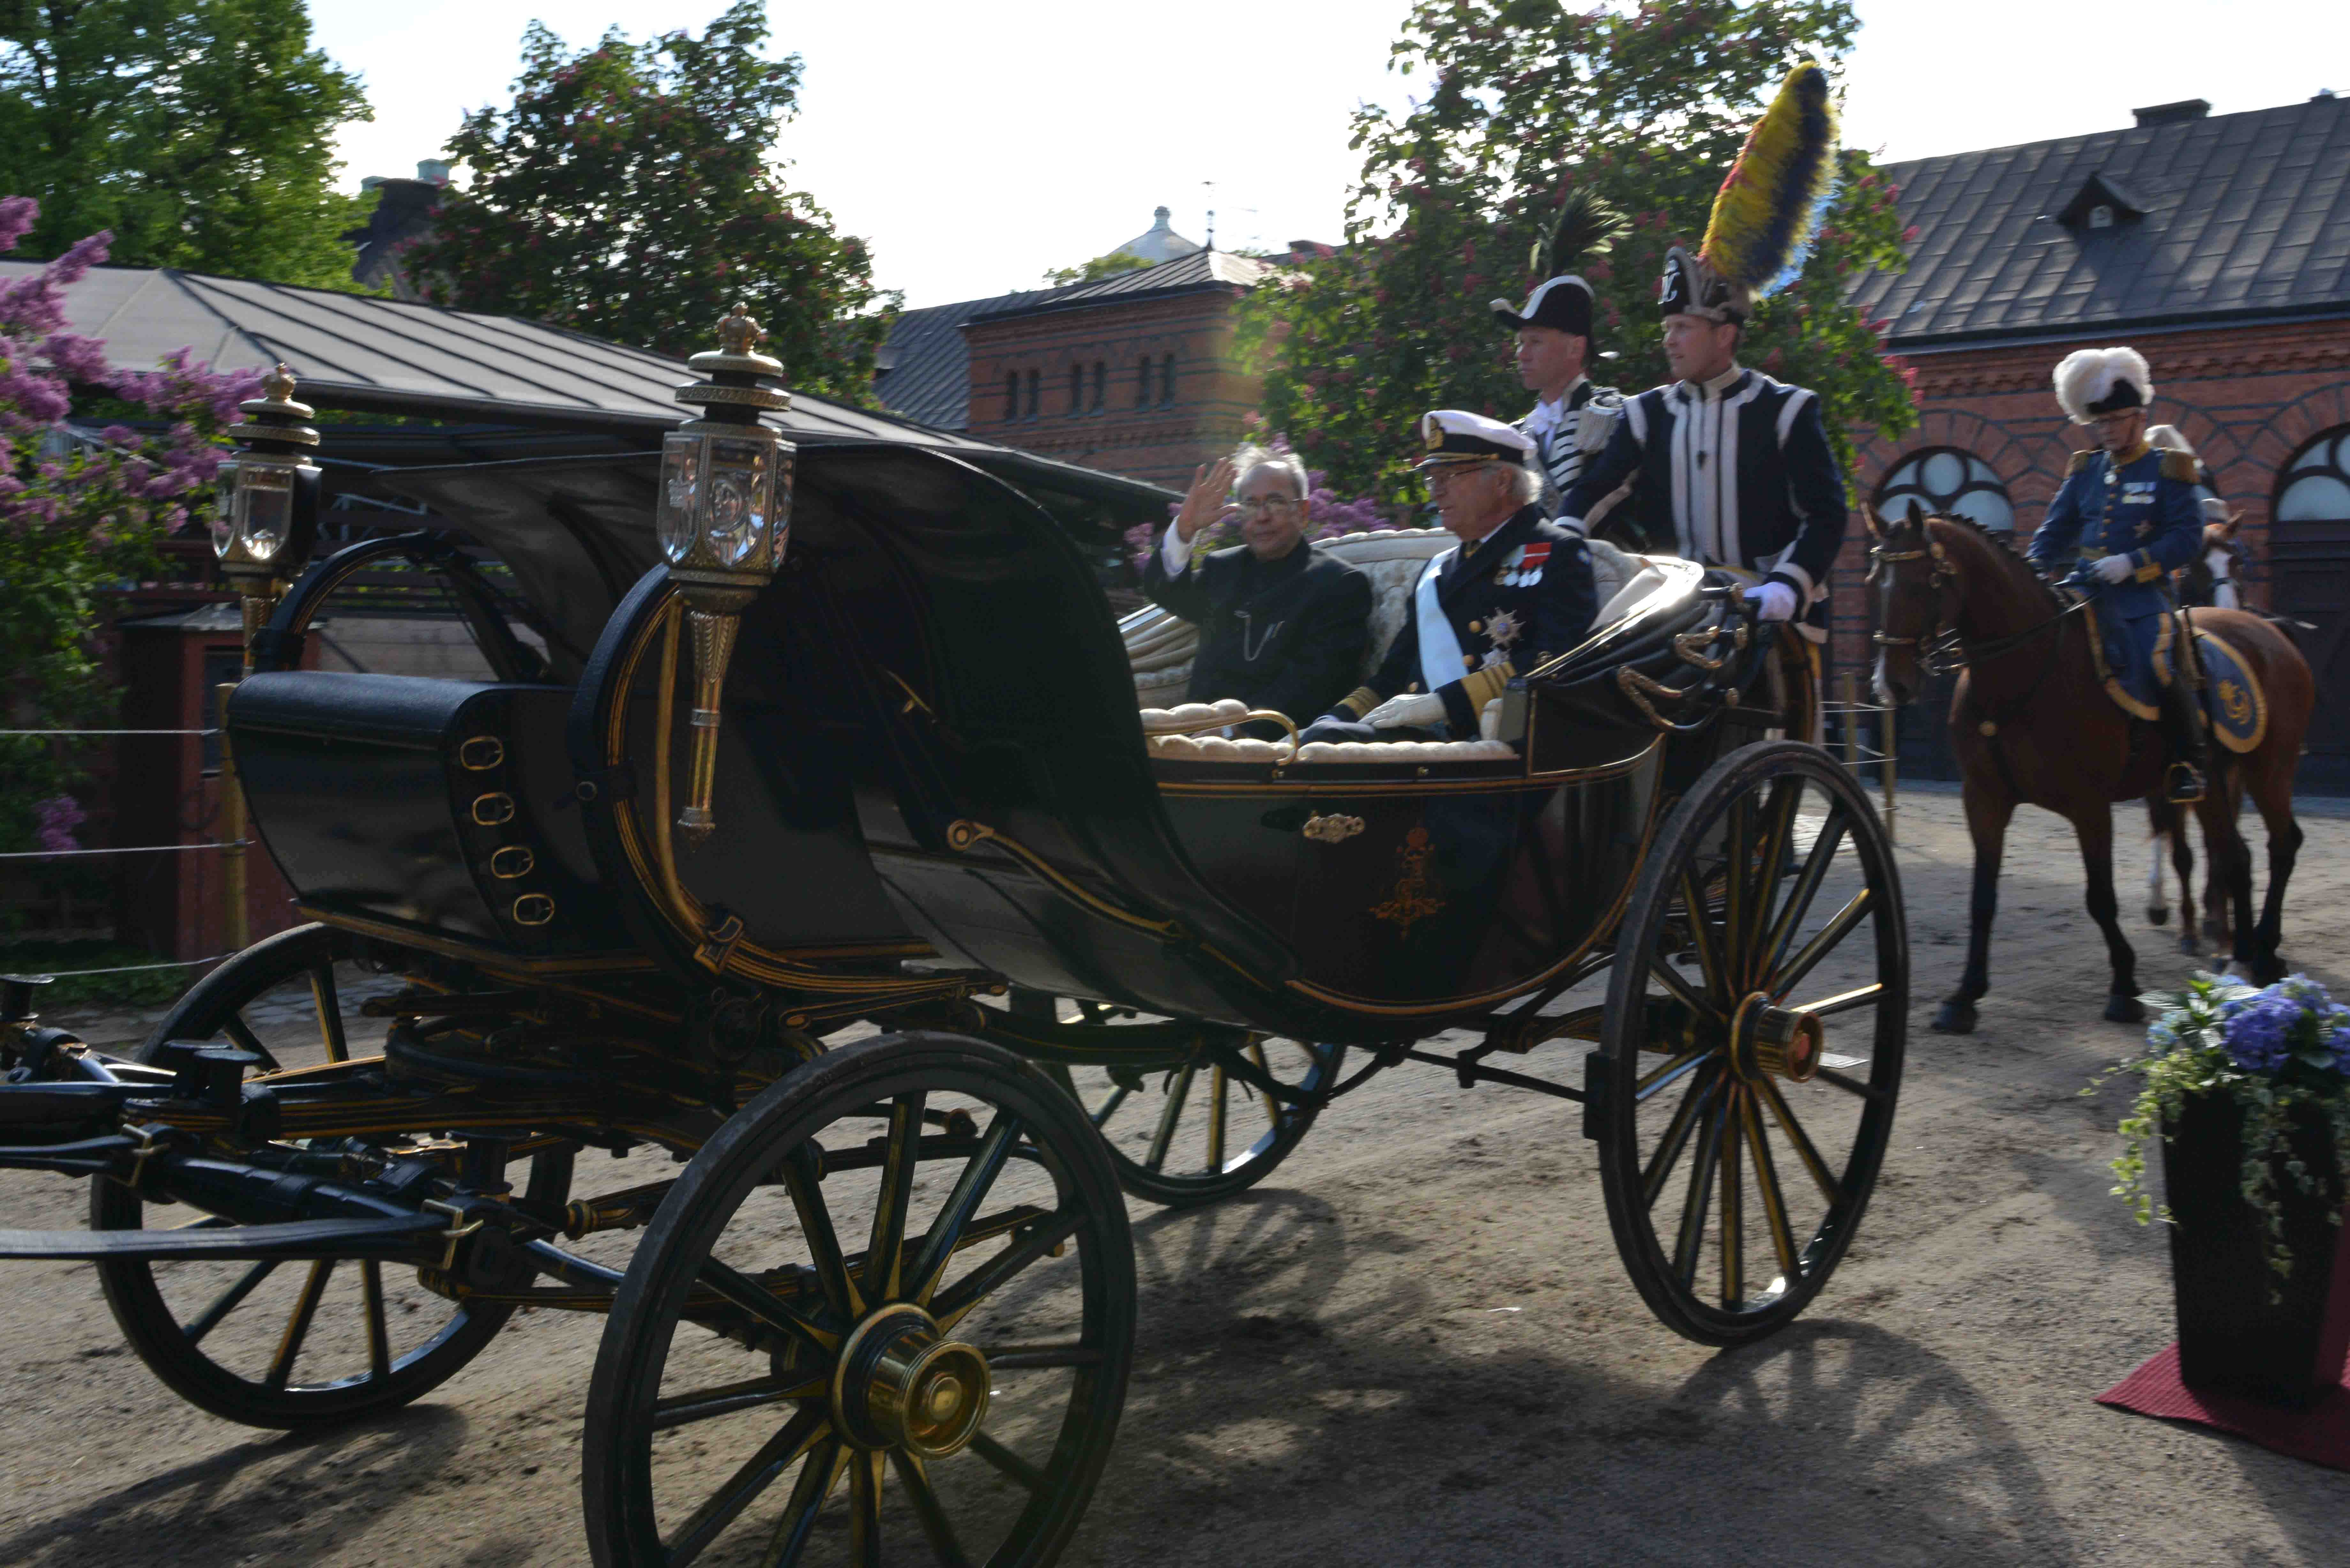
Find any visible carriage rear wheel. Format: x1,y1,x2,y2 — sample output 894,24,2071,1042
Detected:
1595,741,1906,1346
585,1032,1133,1568
1047,1033,1342,1208
89,923,574,1427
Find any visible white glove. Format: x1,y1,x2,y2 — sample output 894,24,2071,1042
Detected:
1364,691,1446,730
1742,580,1799,622
2091,553,2135,584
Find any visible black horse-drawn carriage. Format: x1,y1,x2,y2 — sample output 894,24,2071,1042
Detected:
0,320,1906,1564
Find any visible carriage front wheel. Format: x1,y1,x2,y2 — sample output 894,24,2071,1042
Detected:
1595,741,1907,1346
585,1032,1134,1568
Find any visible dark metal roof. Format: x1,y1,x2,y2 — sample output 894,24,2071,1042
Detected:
873,287,1059,429
8,261,1177,526
1850,94,2350,349
972,248,1274,322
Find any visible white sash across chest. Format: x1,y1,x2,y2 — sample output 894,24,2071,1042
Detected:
1414,549,1467,695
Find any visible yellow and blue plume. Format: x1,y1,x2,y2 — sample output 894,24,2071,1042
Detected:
1699,61,1840,300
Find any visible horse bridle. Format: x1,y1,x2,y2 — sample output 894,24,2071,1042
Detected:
1868,536,2088,677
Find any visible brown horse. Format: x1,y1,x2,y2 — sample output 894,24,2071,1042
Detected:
1868,505,2313,1032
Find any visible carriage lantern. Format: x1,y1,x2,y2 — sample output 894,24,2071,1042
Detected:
656,305,796,845
215,364,321,673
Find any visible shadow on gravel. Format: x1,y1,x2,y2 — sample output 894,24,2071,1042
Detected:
1083,1193,2081,1568
0,1406,471,1568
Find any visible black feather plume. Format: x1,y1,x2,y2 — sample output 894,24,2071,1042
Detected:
1532,187,1626,278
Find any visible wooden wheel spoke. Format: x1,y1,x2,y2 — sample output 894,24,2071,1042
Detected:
360,1260,391,1379
1642,1066,1720,1209
653,1375,827,1431
221,1013,281,1073
1770,886,1874,999
906,1110,1024,1308
783,1148,862,1319
864,1093,927,1302
1816,1066,1887,1102
308,963,348,1064
982,1342,1102,1369
664,1404,827,1566
1785,982,1883,1018
1742,1092,1804,1284
1090,1085,1130,1129
890,1450,974,1568
931,1209,1082,1333
265,1259,333,1390
759,1436,848,1568
1756,1077,1843,1203
1648,951,1720,1024
1722,793,1754,990
697,1258,840,1354
1143,1064,1194,1173
968,1429,1045,1492
1744,780,1805,988
1762,808,1851,981
1720,1086,1745,1311
1634,1044,1712,1102
1205,1066,1228,1174
185,1258,277,1346
1671,1096,1728,1286
1675,868,1728,1003
1248,1041,1282,1131
849,1449,884,1568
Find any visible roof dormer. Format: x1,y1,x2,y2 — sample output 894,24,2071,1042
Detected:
2057,171,2148,232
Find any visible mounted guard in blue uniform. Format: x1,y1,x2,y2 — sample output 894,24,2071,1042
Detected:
2025,346,2211,802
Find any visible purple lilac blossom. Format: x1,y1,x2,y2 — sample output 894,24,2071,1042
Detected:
32,795,85,854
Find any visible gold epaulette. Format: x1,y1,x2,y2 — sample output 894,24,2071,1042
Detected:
2066,449,2097,474
1336,686,1380,719
2160,449,2199,484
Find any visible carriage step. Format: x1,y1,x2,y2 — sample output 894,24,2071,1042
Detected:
0,1213,447,1263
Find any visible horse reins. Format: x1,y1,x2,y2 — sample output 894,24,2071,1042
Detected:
1868,539,2091,676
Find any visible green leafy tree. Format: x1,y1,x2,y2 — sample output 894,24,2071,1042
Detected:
0,0,372,288
1237,0,1916,504
406,3,894,404
1044,249,1152,286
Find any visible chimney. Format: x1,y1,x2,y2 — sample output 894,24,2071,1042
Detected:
2132,98,2210,127
416,159,451,184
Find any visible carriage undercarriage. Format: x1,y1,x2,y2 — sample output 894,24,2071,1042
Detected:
0,345,1905,1565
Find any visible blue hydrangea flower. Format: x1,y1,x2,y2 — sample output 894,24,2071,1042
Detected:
2219,992,2299,1072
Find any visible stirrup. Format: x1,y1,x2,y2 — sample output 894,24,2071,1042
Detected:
2164,761,2206,804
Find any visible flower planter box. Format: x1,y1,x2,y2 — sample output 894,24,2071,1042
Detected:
2163,1091,2350,1408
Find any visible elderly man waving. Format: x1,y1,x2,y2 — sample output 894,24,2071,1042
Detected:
1303,411,1598,744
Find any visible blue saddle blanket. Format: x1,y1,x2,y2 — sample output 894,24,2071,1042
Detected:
2192,621,2267,754
2081,602,2175,720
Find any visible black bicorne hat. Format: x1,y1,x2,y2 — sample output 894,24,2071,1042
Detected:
1491,189,1624,339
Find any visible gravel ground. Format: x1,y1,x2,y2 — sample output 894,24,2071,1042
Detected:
3,788,2346,1566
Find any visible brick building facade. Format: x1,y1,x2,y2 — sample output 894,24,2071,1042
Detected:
1833,93,2350,783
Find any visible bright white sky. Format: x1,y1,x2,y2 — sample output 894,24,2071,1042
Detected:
310,0,2347,311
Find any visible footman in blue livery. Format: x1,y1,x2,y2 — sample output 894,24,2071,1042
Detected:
2025,345,2210,802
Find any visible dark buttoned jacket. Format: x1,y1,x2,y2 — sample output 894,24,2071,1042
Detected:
1339,505,1598,736
1143,533,1373,723
1560,367,1848,623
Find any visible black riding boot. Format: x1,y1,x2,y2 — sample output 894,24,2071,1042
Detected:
2158,668,2209,804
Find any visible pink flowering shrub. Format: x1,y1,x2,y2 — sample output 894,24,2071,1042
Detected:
1,196,262,856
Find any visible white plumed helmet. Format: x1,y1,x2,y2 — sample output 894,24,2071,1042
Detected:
2053,347,2153,425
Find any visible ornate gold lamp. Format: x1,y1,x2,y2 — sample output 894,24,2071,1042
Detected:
657,306,796,846
215,365,321,674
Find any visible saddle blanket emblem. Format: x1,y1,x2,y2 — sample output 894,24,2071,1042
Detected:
1495,540,1550,587
2193,628,2268,754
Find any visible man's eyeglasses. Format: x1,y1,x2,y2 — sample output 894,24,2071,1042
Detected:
1237,495,1301,514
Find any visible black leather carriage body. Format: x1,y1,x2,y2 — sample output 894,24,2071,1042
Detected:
228,672,623,954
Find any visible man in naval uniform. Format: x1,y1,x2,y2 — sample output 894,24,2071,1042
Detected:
1144,446,1373,729
2026,347,2210,801
1490,191,1627,516
1300,411,1597,744
1555,244,1849,639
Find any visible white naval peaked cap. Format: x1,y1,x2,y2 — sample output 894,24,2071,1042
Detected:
1415,409,1536,468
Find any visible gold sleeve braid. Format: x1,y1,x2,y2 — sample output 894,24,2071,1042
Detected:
1335,686,1380,719
1457,660,1515,714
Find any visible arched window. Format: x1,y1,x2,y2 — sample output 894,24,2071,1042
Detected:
1003,371,1018,423
2277,428,2350,523
1024,369,1039,420
1091,361,1105,413
1136,360,1152,409
1159,354,1178,407
1068,364,1084,416
1875,447,2014,531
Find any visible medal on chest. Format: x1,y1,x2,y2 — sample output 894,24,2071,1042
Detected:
1494,540,1551,588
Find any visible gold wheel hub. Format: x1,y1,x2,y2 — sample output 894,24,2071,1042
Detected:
830,1304,990,1459
1729,991,1823,1083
